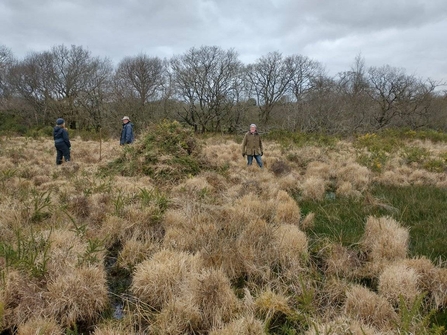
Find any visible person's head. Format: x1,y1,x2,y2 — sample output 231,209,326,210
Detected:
122,116,130,124
249,123,257,133
56,118,65,127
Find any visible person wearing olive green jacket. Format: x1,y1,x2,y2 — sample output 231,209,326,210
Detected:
241,123,263,168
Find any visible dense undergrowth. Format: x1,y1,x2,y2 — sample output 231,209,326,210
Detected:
0,122,447,334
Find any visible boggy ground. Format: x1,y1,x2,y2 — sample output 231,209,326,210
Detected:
0,124,447,334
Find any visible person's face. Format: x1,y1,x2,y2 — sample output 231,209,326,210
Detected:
250,126,256,133
122,119,129,124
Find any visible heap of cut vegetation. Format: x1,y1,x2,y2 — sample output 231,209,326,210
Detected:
106,120,203,181
0,125,447,334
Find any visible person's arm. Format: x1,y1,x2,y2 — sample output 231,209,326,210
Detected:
241,134,247,156
125,124,133,144
259,136,263,155
63,129,71,148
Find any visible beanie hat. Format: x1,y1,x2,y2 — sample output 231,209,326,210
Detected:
56,118,65,125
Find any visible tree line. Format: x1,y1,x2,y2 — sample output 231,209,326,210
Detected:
0,44,446,136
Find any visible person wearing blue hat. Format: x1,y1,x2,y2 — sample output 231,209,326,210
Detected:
53,118,71,165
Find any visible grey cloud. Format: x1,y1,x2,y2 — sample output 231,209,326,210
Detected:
1,0,446,85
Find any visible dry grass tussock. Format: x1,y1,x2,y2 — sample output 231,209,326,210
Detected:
17,317,64,335
44,266,109,326
378,262,420,307
360,216,409,274
208,315,265,335
254,288,293,320
131,250,203,310
2,270,46,329
150,267,241,334
323,243,362,280
1,133,447,333
376,166,447,187
306,316,383,335
344,285,398,331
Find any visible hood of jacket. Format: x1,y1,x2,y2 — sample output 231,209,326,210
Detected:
54,126,65,139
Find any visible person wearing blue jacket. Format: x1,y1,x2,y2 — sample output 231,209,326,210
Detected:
120,116,134,145
53,118,71,165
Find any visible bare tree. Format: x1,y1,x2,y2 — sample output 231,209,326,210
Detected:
114,54,165,121
395,78,437,129
287,54,324,130
336,54,372,132
51,45,107,127
367,65,413,129
8,45,113,128
0,45,15,103
246,52,295,125
76,57,114,130
170,46,242,132
288,54,323,102
8,51,56,125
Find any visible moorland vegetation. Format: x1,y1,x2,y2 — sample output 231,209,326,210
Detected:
0,121,447,334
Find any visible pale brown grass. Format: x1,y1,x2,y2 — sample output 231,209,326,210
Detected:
272,224,308,272
117,237,159,271
344,285,398,331
300,176,326,201
237,218,276,283
17,317,63,335
324,243,361,280
209,315,265,335
254,288,292,321
1,135,447,333
402,256,438,293
44,266,108,327
306,316,381,335
2,270,46,329
153,298,202,335
131,250,202,310
182,268,241,331
45,229,89,277
432,268,447,308
361,216,409,274
336,161,370,194
378,263,420,307
273,190,301,225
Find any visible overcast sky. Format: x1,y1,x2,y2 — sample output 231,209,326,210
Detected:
1,0,447,88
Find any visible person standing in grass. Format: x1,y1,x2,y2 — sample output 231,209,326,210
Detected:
241,123,263,168
120,116,135,145
53,118,71,165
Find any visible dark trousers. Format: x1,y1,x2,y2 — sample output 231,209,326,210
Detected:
247,155,263,168
55,143,70,165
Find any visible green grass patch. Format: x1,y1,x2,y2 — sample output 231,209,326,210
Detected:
297,184,447,262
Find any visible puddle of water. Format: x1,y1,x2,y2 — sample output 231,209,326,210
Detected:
113,302,124,319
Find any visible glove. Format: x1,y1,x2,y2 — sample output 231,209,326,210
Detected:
242,153,245,157
261,152,263,156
